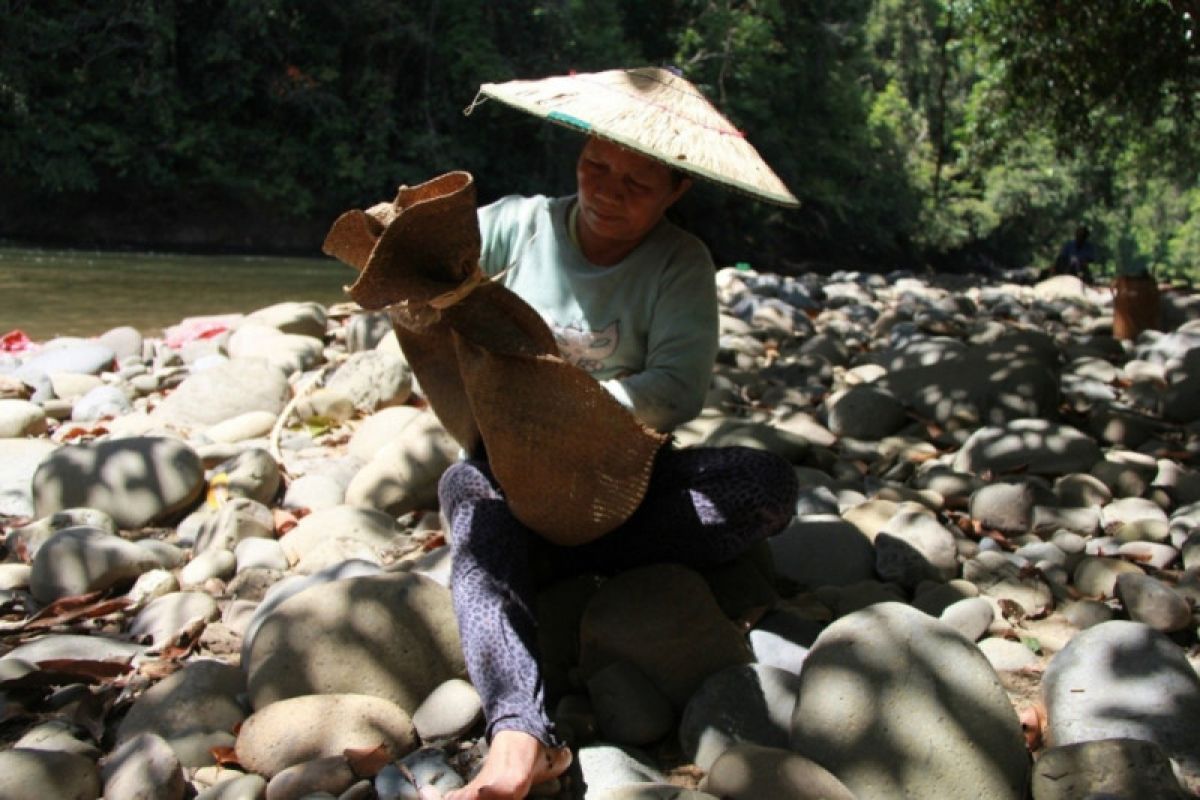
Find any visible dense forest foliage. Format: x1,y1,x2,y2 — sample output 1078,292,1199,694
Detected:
2,1,1198,278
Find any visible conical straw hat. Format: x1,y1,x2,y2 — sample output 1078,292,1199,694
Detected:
467,66,799,208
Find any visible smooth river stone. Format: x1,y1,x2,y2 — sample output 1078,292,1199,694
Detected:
29,525,162,603
0,749,101,800
325,349,412,412
235,693,416,778
150,357,291,429
1042,620,1200,783
0,438,59,518
790,602,1028,800
32,436,204,529
128,591,220,648
578,564,752,709
21,341,116,376
245,300,328,338
102,732,186,800
679,663,799,770
0,398,47,437
953,418,1103,477
117,660,246,768
244,571,465,712
702,744,856,800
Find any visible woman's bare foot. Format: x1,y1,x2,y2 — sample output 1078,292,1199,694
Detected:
440,730,572,800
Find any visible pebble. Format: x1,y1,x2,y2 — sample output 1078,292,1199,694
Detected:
1031,738,1192,800
579,564,751,709
0,398,48,437
128,591,220,648
265,755,358,800
235,693,416,778
325,349,412,412
938,595,996,641
0,437,59,517
0,748,102,800
235,536,290,572
226,323,324,375
588,660,676,746
150,357,291,431
2,276,1200,798
1115,572,1194,632
29,525,162,602
767,517,876,589
116,659,246,768
679,663,798,769
101,732,186,800
411,678,483,742
245,300,329,339
194,773,268,800
71,384,133,421
702,743,855,800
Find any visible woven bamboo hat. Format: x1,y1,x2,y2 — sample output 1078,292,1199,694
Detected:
467,66,799,208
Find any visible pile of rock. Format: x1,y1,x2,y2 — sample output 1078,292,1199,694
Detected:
1,271,1199,799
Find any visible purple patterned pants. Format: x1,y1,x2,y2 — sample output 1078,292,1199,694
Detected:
438,444,799,745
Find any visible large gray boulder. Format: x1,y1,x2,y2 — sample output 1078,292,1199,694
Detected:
579,564,752,709
244,571,465,713
790,602,1029,800
1042,619,1200,784
953,419,1102,477
32,436,204,529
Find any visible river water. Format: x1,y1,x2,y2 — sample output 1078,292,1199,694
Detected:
0,245,353,341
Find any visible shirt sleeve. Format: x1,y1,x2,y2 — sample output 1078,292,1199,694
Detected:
477,195,539,277
602,240,719,432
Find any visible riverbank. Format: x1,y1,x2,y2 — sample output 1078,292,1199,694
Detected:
2,269,1200,799
0,246,349,340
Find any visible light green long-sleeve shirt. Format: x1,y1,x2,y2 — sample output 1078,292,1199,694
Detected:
477,194,718,432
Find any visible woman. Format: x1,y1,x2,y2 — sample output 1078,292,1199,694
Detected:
437,70,801,799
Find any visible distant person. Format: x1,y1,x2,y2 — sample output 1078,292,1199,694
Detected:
1053,225,1097,282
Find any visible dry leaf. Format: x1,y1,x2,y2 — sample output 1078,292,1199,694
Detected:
997,599,1026,623
273,508,300,535
33,658,133,682
210,745,242,768
1017,702,1046,751
23,594,130,631
345,743,391,777
137,660,182,681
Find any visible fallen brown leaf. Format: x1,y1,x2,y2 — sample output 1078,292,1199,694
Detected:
137,660,182,681
1017,702,1046,751
23,594,130,631
32,658,133,682
273,508,300,535
211,745,242,768
345,743,391,777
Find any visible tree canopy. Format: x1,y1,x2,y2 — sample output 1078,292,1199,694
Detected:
2,1,1198,279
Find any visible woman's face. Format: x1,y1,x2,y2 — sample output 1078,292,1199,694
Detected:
575,138,690,254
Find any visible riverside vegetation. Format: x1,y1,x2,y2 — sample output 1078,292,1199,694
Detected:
4,1,1200,280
